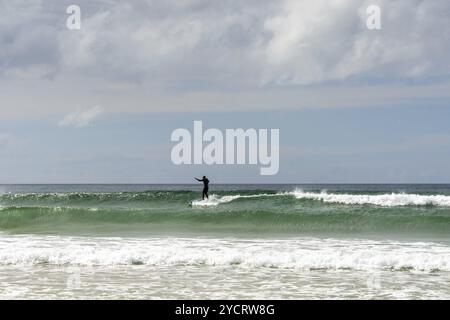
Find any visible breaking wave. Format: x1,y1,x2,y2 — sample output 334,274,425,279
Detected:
0,235,448,271
291,190,450,206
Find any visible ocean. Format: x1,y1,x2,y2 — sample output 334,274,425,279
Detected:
0,184,449,299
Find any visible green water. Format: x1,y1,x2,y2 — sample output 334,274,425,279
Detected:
1,184,449,299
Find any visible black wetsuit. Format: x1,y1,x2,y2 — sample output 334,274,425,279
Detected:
196,178,209,200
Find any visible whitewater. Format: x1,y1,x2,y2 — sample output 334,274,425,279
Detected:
0,234,449,272
190,190,450,207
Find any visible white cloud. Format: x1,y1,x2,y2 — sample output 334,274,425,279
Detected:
261,0,450,85
53,0,450,86
3,0,449,86
58,106,104,128
0,0,450,116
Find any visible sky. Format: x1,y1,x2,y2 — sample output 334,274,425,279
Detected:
1,0,450,183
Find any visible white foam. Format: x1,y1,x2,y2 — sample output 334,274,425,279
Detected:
191,193,277,206
292,189,450,207
192,194,240,206
191,190,450,207
0,234,448,271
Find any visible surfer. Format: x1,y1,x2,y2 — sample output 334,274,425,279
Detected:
195,176,209,200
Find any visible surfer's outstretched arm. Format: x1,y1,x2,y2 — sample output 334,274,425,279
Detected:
195,178,202,182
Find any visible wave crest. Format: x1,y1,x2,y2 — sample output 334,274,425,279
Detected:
191,190,450,207
292,190,450,207
3,189,450,207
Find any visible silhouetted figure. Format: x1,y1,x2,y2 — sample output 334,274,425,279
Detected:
195,176,209,200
